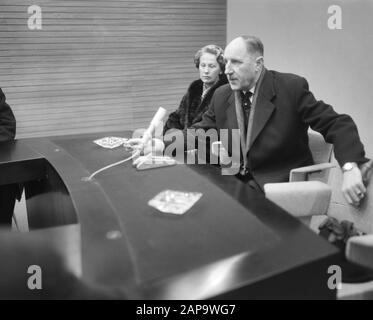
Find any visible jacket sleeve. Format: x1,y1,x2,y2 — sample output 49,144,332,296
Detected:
163,93,188,135
0,88,16,142
191,89,218,131
185,92,218,151
295,77,368,166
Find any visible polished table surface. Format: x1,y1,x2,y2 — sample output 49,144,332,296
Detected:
0,132,341,299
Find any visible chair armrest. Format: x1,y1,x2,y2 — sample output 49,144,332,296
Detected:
290,163,335,182
264,181,331,217
346,234,373,269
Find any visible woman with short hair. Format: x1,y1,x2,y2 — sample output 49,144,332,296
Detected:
163,44,227,133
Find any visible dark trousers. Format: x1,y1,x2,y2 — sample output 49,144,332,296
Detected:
0,184,17,226
235,173,262,192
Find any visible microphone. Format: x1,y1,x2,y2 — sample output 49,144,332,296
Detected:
86,107,168,180
140,107,167,146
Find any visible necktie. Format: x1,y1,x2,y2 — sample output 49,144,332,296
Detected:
241,91,253,133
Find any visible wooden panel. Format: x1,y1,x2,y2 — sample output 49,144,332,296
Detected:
0,0,227,138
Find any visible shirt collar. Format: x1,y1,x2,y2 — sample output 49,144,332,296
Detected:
242,68,265,96
241,86,255,98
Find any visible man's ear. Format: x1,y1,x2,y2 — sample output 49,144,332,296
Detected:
255,56,264,70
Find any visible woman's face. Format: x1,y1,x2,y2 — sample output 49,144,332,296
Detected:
199,52,221,85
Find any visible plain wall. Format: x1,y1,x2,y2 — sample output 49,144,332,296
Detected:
227,0,373,157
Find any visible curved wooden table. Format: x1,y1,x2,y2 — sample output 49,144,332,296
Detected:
0,132,340,299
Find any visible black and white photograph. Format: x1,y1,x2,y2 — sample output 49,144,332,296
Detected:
0,0,373,304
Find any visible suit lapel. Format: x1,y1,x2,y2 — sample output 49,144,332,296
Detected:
225,90,238,129
250,70,276,148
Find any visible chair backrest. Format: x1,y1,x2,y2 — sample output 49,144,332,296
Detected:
308,129,333,164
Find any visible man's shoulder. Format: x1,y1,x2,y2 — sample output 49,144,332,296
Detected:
0,88,6,107
213,83,232,97
267,70,306,85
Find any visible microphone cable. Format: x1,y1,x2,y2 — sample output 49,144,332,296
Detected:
85,149,140,181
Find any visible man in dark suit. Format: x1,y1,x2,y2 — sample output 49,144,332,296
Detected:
187,35,369,206
0,88,19,226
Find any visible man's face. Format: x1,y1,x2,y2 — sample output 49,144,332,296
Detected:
224,38,260,91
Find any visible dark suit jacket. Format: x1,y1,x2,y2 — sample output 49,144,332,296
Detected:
191,69,368,189
0,88,16,141
0,88,21,208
